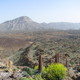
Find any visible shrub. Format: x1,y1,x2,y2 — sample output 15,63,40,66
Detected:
22,71,30,77
22,67,36,75
34,74,45,80
20,77,27,80
34,65,46,72
45,63,67,80
20,77,34,80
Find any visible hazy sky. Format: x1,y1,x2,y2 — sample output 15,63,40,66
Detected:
0,0,80,23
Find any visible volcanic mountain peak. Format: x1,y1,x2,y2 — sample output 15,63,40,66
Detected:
14,16,33,22
0,16,39,32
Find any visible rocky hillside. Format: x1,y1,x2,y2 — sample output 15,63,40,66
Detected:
11,38,80,67
12,42,56,67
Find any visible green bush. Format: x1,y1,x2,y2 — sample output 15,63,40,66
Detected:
34,65,46,72
45,63,67,80
22,67,36,75
34,74,45,80
20,77,27,80
22,71,30,77
20,77,34,80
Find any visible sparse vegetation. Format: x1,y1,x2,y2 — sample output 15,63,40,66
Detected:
0,31,80,80
22,67,36,75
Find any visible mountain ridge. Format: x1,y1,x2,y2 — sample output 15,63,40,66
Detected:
0,16,80,32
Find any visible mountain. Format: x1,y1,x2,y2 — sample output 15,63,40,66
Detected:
0,16,43,32
47,22,80,30
0,16,80,32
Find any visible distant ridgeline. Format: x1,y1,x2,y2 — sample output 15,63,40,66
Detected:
0,16,80,32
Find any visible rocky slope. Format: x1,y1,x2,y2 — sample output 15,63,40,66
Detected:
12,42,56,67
11,38,80,68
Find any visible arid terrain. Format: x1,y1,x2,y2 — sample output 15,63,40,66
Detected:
0,30,79,61
0,30,79,80
0,17,80,80
1,0,80,79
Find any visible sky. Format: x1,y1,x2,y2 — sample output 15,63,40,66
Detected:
0,0,80,23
